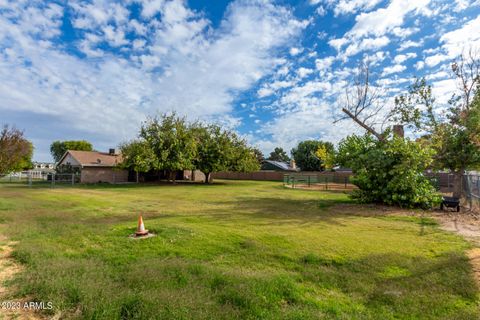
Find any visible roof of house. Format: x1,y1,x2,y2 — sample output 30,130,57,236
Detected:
58,150,123,168
261,160,298,171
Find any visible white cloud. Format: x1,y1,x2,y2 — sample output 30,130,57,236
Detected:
333,0,383,16
341,36,390,58
398,40,422,51
315,56,335,72
140,0,165,18
346,0,431,39
382,64,407,76
425,54,449,67
316,6,327,16
415,61,425,70
440,15,480,58
328,0,430,57
296,67,313,78
289,47,303,56
257,87,274,98
393,52,417,64
0,0,306,160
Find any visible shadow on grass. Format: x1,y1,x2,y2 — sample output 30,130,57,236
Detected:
9,247,478,319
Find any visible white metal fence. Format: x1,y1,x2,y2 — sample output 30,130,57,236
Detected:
0,171,80,187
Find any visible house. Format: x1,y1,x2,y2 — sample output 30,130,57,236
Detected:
57,149,128,184
261,160,299,172
32,162,56,172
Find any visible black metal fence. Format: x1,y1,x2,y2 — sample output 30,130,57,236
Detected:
283,173,355,190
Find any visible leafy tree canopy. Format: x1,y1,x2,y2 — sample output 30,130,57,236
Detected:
0,125,33,173
390,54,480,198
140,113,197,176
267,147,290,162
291,140,334,171
193,123,259,183
337,134,441,209
50,140,93,163
315,145,335,170
252,148,264,164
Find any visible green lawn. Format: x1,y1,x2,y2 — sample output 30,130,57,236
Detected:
0,180,478,319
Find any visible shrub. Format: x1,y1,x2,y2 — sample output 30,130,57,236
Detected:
337,134,441,209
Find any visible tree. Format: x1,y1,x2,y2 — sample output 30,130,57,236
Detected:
337,134,441,209
291,140,334,171
336,61,386,140
252,148,264,164
229,136,260,174
50,140,93,163
0,125,33,173
267,147,290,162
390,51,480,198
315,145,335,170
193,124,260,184
119,140,156,183
140,113,197,182
193,124,234,184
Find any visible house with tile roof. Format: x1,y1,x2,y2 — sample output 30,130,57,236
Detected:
57,149,128,183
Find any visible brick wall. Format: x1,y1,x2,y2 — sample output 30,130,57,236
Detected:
80,167,129,184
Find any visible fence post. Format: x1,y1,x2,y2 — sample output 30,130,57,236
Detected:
52,173,55,188
344,176,347,189
325,176,328,190
28,172,32,187
72,173,74,186
308,176,310,187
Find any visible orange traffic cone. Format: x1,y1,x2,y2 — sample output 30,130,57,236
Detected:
135,215,149,237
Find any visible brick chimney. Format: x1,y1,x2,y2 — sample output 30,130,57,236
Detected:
393,125,404,138
290,160,296,170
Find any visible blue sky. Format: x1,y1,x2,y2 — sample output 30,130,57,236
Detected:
0,0,479,162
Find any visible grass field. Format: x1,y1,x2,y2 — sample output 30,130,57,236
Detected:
0,180,478,319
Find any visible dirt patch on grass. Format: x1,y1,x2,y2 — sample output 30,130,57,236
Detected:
431,212,480,289
467,248,480,287
0,238,46,320
432,212,480,245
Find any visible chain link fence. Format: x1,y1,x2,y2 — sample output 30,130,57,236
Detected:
0,171,80,187
465,174,480,212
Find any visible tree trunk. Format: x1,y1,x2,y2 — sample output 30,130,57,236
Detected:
452,170,464,199
136,171,139,183
205,172,211,184
342,108,384,141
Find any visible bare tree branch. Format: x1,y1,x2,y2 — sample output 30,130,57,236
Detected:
339,60,386,141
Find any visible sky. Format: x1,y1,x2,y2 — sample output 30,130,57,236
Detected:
0,0,479,162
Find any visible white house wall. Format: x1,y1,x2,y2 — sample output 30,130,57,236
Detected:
58,153,81,166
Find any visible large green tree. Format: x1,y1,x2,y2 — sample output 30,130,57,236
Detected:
119,140,156,183
50,140,93,163
0,125,33,173
267,147,290,162
192,124,260,183
391,53,480,198
140,113,197,182
337,134,441,208
291,140,334,171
